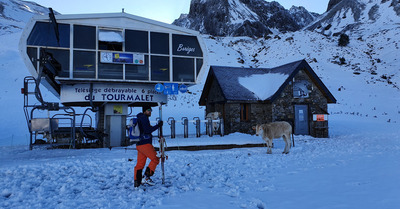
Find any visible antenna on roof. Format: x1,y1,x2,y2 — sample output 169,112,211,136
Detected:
48,8,60,46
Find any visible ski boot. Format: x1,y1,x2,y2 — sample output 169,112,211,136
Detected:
142,167,156,186
134,169,142,187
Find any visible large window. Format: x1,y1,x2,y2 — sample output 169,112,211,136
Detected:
126,55,149,80
74,25,96,49
150,32,169,55
125,30,148,53
173,57,194,82
98,63,123,79
73,51,96,78
42,48,70,77
98,29,123,51
172,34,203,57
151,56,169,81
27,22,70,48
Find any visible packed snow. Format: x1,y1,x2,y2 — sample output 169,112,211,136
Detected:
1,116,399,209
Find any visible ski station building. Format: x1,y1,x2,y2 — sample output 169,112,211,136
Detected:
19,11,208,149
199,60,337,138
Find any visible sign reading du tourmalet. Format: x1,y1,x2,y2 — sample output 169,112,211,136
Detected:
60,84,167,104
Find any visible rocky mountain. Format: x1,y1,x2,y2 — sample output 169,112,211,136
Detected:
306,0,400,35
0,0,52,35
172,0,319,37
289,6,320,28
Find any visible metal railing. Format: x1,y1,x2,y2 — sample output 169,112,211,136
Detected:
163,117,224,138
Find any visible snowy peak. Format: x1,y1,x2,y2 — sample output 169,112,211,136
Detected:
173,0,319,37
0,0,51,35
327,0,343,12
381,0,400,15
227,0,259,24
307,0,400,35
289,6,321,28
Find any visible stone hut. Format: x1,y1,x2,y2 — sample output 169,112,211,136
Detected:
199,59,336,138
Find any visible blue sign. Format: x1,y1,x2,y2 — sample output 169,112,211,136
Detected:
179,84,188,93
155,83,164,93
113,53,133,63
163,83,179,95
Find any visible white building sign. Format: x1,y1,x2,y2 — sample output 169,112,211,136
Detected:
60,83,167,103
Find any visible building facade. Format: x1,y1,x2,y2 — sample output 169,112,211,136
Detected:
199,60,336,138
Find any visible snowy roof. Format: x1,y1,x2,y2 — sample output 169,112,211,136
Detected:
199,59,336,104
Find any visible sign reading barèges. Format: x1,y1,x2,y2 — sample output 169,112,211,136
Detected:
60,84,167,103
172,34,203,57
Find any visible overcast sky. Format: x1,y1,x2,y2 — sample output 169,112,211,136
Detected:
30,0,330,24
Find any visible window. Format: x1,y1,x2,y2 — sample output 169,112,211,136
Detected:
27,47,38,70
73,51,96,78
173,57,194,82
98,29,123,51
27,22,70,48
151,56,169,81
125,30,148,53
172,34,203,57
42,48,70,77
150,32,169,55
126,55,149,80
196,58,203,77
240,104,250,121
74,25,96,49
293,80,310,98
98,63,123,79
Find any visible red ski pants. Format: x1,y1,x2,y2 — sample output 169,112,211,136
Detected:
134,144,159,180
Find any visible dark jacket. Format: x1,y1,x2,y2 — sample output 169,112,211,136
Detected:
136,113,160,146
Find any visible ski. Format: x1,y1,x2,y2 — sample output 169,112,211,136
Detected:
158,103,168,185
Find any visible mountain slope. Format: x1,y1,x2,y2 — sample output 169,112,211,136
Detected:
306,0,400,35
0,1,56,144
172,0,400,128
0,0,50,35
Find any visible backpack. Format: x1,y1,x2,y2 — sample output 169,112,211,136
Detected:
128,117,140,141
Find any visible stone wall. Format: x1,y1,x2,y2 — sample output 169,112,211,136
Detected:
205,79,225,116
221,103,273,134
272,69,329,137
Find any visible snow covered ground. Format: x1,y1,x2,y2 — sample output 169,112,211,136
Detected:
1,114,399,209
1,1,400,208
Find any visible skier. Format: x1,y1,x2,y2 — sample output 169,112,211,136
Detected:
134,105,163,187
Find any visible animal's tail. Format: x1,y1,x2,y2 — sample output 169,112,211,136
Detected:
292,132,295,147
